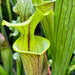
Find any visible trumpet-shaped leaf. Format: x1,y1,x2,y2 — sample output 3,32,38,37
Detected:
2,9,50,53
2,2,52,75
40,0,55,58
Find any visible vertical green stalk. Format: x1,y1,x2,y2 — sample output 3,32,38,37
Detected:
13,53,22,75
6,0,12,22
0,2,8,39
0,1,2,30
13,0,33,22
16,61,22,75
0,1,13,75
41,1,55,58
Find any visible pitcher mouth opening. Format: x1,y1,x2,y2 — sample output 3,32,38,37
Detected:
13,36,50,55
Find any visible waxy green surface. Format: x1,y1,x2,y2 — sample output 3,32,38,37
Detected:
33,0,75,75
52,0,75,75
40,0,55,58
2,0,56,75
2,9,50,55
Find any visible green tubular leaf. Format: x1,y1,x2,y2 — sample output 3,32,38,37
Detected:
2,2,51,75
0,4,2,30
20,53,44,75
52,0,75,75
0,5,13,75
6,0,12,22
40,0,55,58
0,3,8,40
13,0,33,21
36,1,55,15
2,9,50,54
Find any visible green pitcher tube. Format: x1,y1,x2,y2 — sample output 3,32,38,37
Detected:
2,1,55,75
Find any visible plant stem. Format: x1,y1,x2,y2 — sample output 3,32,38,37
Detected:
0,1,13,75
0,2,8,39
6,0,12,22
0,2,2,30
16,61,22,75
